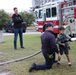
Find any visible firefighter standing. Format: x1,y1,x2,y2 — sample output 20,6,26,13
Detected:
29,23,59,72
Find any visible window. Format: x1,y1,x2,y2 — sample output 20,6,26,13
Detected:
39,10,43,18
35,11,38,19
73,0,76,5
46,8,51,18
48,0,51,2
52,0,58,2
52,7,57,17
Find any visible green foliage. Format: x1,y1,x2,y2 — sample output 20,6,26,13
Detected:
20,11,35,26
0,10,10,26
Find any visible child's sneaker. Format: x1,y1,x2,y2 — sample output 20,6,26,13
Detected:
68,62,72,66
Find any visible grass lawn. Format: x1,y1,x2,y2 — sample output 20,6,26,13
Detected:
0,34,76,75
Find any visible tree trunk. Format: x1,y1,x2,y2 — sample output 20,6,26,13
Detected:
0,26,2,30
0,30,3,43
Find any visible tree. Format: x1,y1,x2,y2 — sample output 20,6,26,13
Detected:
0,10,10,30
20,11,35,26
0,10,10,43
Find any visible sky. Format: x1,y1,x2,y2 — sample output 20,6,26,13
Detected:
0,0,32,12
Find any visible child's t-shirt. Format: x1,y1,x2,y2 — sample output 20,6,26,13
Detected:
56,33,70,48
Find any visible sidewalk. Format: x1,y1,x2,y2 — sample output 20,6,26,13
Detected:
3,32,42,36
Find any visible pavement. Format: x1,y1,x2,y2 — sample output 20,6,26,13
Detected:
3,32,42,36
0,72,9,75
2,32,76,41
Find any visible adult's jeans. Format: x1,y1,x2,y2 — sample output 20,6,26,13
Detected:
14,28,23,49
34,51,54,70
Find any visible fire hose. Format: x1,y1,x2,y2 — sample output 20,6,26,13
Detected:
0,38,76,66
0,50,42,66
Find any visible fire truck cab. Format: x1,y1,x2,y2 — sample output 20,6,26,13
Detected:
34,1,76,37
35,2,59,33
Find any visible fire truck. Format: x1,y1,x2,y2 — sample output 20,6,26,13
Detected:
34,1,76,37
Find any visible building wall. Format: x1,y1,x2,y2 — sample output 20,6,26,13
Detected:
32,0,76,7
32,0,40,7
32,0,64,7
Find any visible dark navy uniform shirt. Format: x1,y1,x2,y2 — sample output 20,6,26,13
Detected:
41,30,58,54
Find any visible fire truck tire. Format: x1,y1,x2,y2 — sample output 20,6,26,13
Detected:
43,24,46,32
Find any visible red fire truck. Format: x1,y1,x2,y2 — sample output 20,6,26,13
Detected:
34,1,76,37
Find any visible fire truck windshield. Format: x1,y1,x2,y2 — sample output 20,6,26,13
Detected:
52,7,57,17
39,10,43,18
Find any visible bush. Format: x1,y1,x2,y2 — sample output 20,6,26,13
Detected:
20,11,35,26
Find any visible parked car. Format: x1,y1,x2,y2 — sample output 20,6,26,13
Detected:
4,20,26,33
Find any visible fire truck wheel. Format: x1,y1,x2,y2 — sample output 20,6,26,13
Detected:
43,24,46,32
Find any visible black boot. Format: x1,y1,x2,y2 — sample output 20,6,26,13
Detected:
29,63,36,72
21,47,25,49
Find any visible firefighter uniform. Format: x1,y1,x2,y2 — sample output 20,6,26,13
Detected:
34,30,58,70
29,23,58,72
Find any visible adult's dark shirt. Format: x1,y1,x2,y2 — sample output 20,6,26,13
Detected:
12,14,23,28
41,30,58,54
